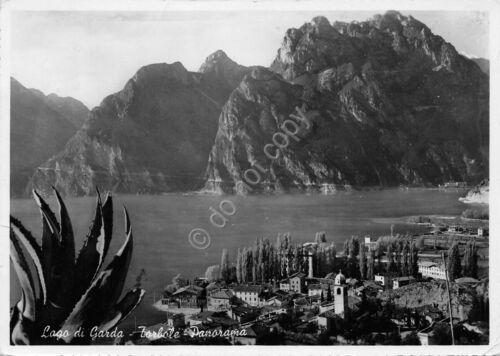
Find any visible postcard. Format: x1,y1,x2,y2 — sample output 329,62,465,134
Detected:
1,0,498,355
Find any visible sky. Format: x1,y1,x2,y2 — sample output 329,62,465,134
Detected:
10,10,489,109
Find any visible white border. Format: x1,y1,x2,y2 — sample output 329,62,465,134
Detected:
1,0,499,355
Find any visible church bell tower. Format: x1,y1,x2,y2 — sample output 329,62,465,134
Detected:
334,270,348,318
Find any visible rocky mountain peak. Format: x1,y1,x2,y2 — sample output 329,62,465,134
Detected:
199,50,249,89
132,62,191,86
207,13,488,193
270,16,357,81
200,49,229,67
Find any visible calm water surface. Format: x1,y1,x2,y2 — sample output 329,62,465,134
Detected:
10,188,468,329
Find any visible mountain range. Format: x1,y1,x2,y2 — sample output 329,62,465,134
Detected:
10,78,89,196
12,11,489,196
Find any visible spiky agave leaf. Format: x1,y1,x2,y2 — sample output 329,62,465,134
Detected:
10,293,36,345
53,188,75,269
32,190,77,328
97,288,145,331
74,192,113,301
100,193,113,260
10,217,47,304
57,208,135,344
10,231,36,321
32,191,61,291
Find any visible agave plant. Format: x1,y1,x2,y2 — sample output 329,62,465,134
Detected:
10,188,145,345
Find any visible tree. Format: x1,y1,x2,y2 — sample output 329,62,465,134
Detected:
292,245,301,275
402,332,421,345
343,239,350,256
386,244,394,273
349,236,360,258
359,243,367,280
447,240,462,280
409,241,419,278
367,250,375,280
205,265,220,282
463,240,478,278
220,248,229,282
433,323,452,344
384,330,402,345
395,242,403,276
197,286,207,312
326,284,332,302
172,274,187,288
401,241,410,276
376,245,384,273
241,247,249,283
416,236,425,250
253,239,260,283
470,241,478,279
236,248,242,283
317,331,332,345
315,231,327,243
326,243,336,272
257,239,265,283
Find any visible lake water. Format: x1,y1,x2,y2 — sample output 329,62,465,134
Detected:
10,188,469,330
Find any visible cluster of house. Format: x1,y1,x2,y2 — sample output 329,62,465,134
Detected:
371,260,448,290
433,225,489,238
118,252,485,346
206,271,351,318
129,271,354,345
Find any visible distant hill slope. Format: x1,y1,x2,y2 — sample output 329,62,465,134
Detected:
10,78,89,196
205,12,489,193
30,51,250,196
471,57,489,75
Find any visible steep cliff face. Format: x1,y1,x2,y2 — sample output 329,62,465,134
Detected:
206,12,489,193
379,280,489,322
30,52,248,196
10,78,88,197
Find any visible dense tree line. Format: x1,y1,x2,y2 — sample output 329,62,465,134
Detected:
209,231,479,286
209,232,430,284
232,233,337,284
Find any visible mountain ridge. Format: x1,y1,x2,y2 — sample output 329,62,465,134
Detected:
205,11,488,193
29,52,250,196
21,12,489,196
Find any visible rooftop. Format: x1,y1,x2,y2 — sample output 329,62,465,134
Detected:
318,309,337,319
455,277,480,284
418,261,443,268
289,272,307,279
393,276,416,282
232,285,262,293
209,289,233,299
172,284,203,296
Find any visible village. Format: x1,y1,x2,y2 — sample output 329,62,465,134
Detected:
117,221,489,346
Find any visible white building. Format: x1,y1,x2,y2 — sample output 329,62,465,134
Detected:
374,274,391,286
418,261,446,280
232,285,262,306
279,281,290,291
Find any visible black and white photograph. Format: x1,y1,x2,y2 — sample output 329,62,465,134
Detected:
1,0,498,353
